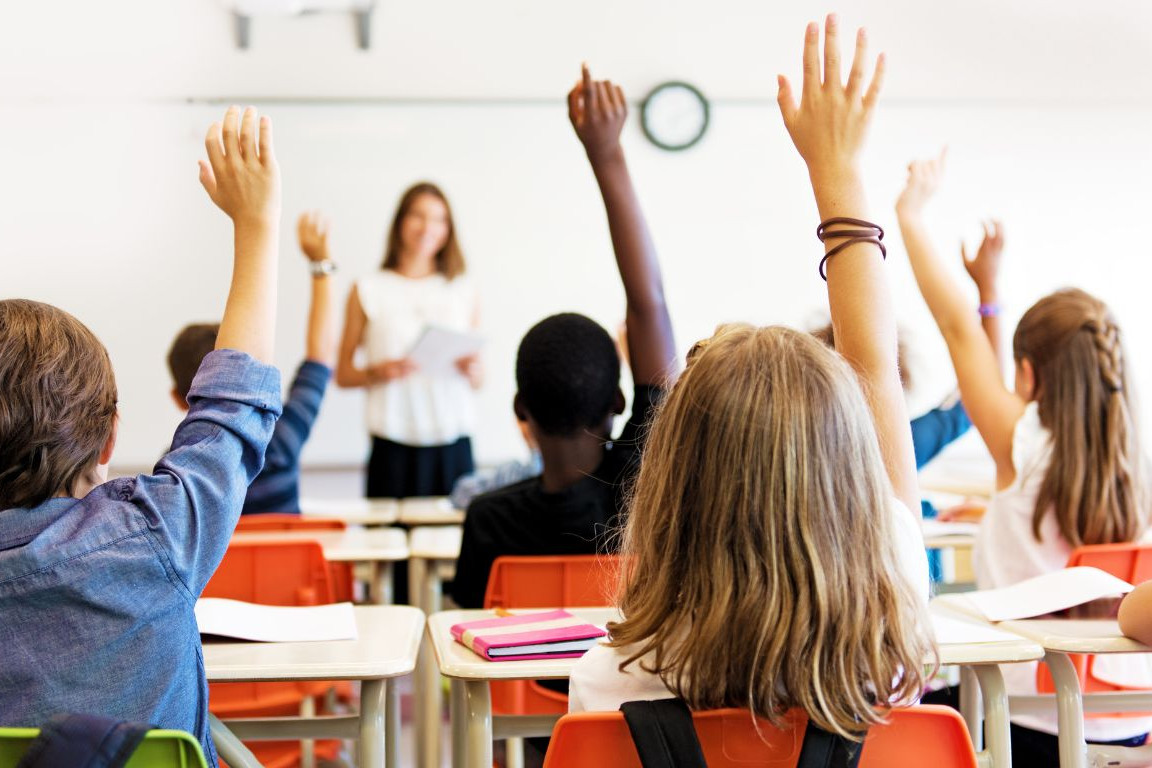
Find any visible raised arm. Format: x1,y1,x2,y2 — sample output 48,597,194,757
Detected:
896,153,1023,480
568,64,677,386
297,211,338,368
199,106,280,363
963,220,1005,368
778,16,918,514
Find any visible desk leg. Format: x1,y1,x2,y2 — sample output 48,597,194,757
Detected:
972,665,1010,768
372,562,394,605
451,679,492,768
960,666,984,753
417,625,441,768
1046,651,1088,768
360,678,387,768
386,678,400,768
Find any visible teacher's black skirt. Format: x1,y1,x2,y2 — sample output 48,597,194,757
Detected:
366,435,474,500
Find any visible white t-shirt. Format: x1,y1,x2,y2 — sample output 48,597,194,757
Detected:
974,402,1152,740
357,270,477,446
568,499,929,713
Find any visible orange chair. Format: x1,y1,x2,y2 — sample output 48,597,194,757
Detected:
482,555,621,716
542,706,978,768
204,540,341,766
232,516,355,601
1036,543,1152,709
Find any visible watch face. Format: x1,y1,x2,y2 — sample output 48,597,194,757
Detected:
641,82,709,151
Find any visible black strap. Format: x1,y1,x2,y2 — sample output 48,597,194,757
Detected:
621,699,707,768
16,713,153,768
796,720,866,768
619,699,867,768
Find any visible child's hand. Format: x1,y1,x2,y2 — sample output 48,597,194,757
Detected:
962,220,1004,299
777,16,884,181
199,106,280,227
297,211,331,262
896,149,946,217
568,64,628,163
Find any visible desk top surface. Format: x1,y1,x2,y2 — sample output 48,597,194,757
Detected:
398,497,466,525
299,496,400,525
1000,619,1152,654
203,605,424,681
409,525,463,559
230,527,409,561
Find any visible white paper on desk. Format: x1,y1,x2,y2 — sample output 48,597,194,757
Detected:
195,598,358,642
407,326,484,377
922,520,981,538
961,567,1134,622
930,614,1024,645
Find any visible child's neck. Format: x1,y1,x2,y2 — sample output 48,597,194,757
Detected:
536,431,609,494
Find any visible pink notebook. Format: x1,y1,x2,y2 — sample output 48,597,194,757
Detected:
450,609,608,662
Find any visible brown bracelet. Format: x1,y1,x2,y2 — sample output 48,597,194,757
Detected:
816,217,886,281
818,237,887,281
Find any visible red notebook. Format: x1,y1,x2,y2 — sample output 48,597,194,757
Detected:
450,609,608,662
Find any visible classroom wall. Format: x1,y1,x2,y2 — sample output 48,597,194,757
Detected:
3,1,1151,470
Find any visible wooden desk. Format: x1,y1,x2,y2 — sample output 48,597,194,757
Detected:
999,619,1152,768
399,496,465,525
204,605,424,768
299,496,400,526
231,527,409,604
431,606,1042,768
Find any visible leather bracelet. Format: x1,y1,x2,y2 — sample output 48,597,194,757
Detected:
817,217,885,243
818,237,887,281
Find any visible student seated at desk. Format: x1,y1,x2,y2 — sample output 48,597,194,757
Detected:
0,107,282,767
450,65,679,609
898,147,1151,761
167,211,337,515
570,18,933,741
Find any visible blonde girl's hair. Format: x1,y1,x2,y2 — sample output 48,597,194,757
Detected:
1013,288,1146,546
381,182,466,279
608,324,934,740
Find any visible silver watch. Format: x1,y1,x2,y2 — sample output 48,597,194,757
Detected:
309,260,337,276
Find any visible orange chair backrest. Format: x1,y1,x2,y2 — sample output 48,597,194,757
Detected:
483,555,621,609
542,706,976,768
234,514,346,532
203,540,334,606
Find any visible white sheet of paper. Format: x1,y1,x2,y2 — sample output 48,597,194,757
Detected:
195,598,358,642
931,613,1025,645
921,519,981,538
962,566,1134,622
407,326,484,377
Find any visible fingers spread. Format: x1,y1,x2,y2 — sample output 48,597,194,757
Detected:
204,121,225,170
240,106,257,162
198,159,217,199
258,115,274,166
801,21,820,97
776,75,798,129
862,52,886,110
222,106,241,159
846,28,868,97
583,63,598,113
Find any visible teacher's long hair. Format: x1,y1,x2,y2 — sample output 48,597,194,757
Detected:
381,182,466,279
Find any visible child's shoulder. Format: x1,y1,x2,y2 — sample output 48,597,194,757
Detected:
466,476,541,520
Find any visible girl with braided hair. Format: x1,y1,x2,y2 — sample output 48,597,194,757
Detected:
897,150,1149,766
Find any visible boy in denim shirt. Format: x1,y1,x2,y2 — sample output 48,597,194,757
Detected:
0,106,281,766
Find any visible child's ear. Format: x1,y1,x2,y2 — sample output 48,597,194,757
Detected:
513,392,528,422
98,415,119,466
613,387,626,416
170,388,190,412
1017,358,1037,401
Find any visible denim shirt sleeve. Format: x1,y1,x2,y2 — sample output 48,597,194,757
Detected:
130,349,282,597
910,399,972,470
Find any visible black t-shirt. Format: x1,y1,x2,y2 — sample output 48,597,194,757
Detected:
450,385,663,608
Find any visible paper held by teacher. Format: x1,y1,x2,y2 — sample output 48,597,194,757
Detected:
407,325,485,377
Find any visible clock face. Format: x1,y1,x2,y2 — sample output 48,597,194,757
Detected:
641,82,709,151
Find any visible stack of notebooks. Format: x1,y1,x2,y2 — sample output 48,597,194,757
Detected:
451,609,607,661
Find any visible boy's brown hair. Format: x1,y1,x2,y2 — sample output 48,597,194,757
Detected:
0,300,118,509
168,323,220,402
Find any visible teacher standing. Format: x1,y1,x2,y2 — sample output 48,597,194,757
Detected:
336,182,481,498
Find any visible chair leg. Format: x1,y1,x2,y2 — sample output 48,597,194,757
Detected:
208,714,262,768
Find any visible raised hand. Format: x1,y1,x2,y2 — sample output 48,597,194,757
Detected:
568,64,628,163
297,211,331,263
777,16,885,181
199,106,280,226
896,149,947,217
962,220,1005,298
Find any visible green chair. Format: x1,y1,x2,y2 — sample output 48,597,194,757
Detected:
0,727,208,768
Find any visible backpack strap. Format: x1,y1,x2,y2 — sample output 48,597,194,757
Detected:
796,720,866,768
16,713,152,768
620,699,707,768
